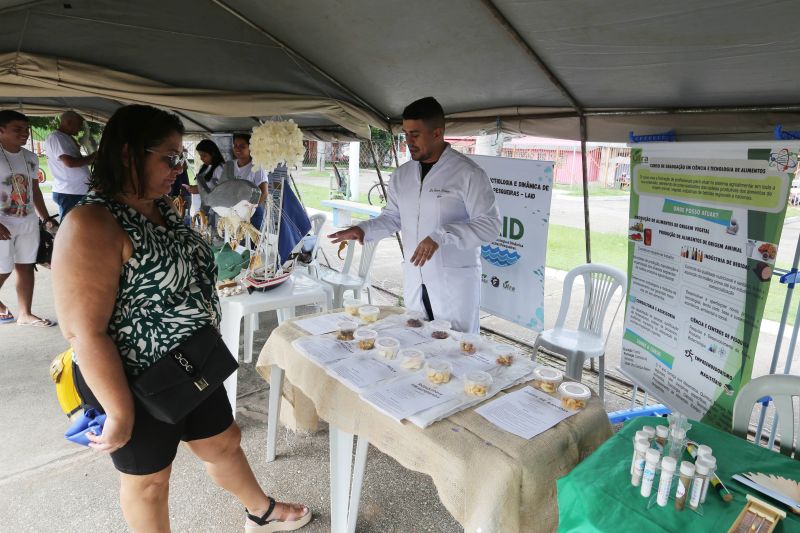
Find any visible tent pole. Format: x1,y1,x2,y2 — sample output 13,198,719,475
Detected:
389,132,401,168
368,140,404,257
580,115,591,263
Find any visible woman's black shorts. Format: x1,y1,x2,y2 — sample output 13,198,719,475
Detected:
74,364,234,475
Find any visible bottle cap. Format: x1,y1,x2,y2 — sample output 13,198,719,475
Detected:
679,461,696,477
655,425,669,438
634,430,648,442
695,461,711,475
661,456,677,472
642,425,656,438
696,444,712,458
697,455,716,470
635,440,650,452
645,449,661,464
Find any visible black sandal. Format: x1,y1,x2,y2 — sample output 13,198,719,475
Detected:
245,497,312,532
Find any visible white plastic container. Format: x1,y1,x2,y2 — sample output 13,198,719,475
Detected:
656,456,677,507
354,328,378,350
557,382,591,410
640,448,661,498
375,336,400,359
344,298,362,317
698,455,716,504
399,348,425,370
631,439,650,487
358,305,380,324
404,312,425,328
463,371,493,396
532,367,563,393
459,333,481,354
493,344,517,366
427,319,452,339
426,360,452,384
336,320,358,341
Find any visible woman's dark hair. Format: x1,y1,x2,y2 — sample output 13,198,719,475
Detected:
196,138,225,175
90,104,184,197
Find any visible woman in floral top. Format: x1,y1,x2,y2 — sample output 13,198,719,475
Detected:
52,105,310,532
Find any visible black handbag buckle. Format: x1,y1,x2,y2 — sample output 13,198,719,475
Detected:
171,351,196,376
194,378,209,391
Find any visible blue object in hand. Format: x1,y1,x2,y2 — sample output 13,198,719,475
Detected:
64,408,106,446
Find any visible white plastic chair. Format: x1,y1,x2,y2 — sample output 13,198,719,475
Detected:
532,264,627,401
320,239,380,308
305,212,327,279
732,374,800,458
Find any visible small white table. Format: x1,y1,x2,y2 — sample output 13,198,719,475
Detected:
219,272,332,460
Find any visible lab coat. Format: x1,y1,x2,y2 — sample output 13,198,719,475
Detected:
358,145,501,332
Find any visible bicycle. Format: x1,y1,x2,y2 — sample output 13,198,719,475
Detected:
367,178,390,206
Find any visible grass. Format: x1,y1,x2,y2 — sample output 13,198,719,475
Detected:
554,183,630,197
545,224,794,325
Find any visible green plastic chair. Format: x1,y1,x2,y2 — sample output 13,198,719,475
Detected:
731,374,800,458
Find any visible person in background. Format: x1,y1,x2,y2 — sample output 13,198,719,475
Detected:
187,139,226,226
45,110,95,219
0,110,56,327
52,104,311,532
329,97,501,333
169,160,191,225
221,133,268,229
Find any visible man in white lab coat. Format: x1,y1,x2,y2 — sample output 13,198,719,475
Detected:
329,97,501,332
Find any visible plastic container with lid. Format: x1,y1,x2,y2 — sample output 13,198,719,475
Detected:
336,320,358,341
358,305,380,324
426,360,452,384
375,336,400,359
459,333,481,354
404,311,426,328
464,370,493,397
344,298,363,317
493,344,517,366
399,348,425,370
427,319,452,339
354,328,378,350
558,382,591,410
532,366,563,393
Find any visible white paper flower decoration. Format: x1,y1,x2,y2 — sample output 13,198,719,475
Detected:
249,119,305,172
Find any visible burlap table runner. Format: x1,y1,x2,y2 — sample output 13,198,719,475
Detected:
256,307,613,532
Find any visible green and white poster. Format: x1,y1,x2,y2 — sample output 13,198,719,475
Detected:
620,142,796,430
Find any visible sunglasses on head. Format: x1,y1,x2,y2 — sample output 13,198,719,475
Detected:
146,149,188,169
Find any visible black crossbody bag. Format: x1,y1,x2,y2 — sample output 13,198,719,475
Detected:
131,325,238,424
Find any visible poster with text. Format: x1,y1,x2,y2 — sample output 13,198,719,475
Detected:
621,142,796,430
469,155,554,331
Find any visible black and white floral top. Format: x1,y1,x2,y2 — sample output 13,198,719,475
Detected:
80,191,220,377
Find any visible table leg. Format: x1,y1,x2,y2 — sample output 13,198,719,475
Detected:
243,313,254,364
329,426,354,533
221,309,243,418
266,366,284,463
346,437,369,533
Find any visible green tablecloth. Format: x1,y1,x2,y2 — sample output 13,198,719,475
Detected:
557,417,800,532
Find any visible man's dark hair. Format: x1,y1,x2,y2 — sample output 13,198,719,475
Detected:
232,133,251,144
90,104,184,197
402,97,445,130
196,138,225,173
0,109,29,128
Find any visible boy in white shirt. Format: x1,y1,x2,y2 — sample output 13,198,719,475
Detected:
0,110,56,326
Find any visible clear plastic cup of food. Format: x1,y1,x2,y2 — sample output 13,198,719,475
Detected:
459,333,481,354
344,298,363,317
399,348,425,370
404,311,426,328
358,305,380,324
464,370,493,397
426,360,452,384
493,344,517,366
375,336,400,359
532,366,563,393
427,319,452,339
336,320,358,341
558,382,592,410
354,328,378,350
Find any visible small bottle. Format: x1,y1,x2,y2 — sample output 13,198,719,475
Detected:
696,444,712,460
641,425,656,441
631,439,650,487
630,432,649,474
640,448,661,498
655,425,669,447
675,461,695,511
698,456,716,504
656,456,677,507
689,461,710,510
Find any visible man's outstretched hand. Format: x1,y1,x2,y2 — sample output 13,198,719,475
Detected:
410,236,439,267
328,226,365,245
